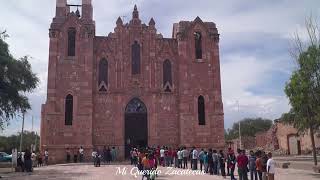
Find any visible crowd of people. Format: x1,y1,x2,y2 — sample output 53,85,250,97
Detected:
66,146,118,164
15,145,276,180
16,146,118,172
16,148,48,172
90,146,118,166
65,146,85,163
129,146,276,180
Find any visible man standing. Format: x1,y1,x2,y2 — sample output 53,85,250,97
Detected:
31,151,37,168
173,148,178,168
92,148,97,167
104,146,108,163
219,150,226,177
44,149,49,166
73,148,78,163
262,152,268,180
160,146,165,167
141,153,150,180
226,147,232,176
168,147,173,166
207,149,213,175
177,148,183,168
79,146,84,162
17,153,25,172
192,147,198,170
164,147,170,167
106,147,111,163
237,150,248,180
189,147,194,169
24,149,32,172
228,151,236,180
212,150,218,175
267,152,275,180
249,150,257,180
203,151,209,173
198,149,205,171
111,147,116,162
66,148,71,163
182,147,189,169
256,151,263,180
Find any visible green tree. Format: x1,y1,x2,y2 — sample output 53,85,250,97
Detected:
0,31,39,129
225,117,273,140
0,131,40,153
283,16,320,166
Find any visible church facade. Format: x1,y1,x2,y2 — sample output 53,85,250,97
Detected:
41,0,224,163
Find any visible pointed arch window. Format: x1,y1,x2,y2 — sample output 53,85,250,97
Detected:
163,59,172,92
194,32,202,59
132,41,141,74
68,27,76,56
198,95,205,125
98,58,108,91
65,94,73,125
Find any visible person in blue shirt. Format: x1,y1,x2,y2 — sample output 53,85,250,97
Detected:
198,149,205,171
203,151,209,173
249,150,257,180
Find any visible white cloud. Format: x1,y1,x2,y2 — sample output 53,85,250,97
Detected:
221,54,291,127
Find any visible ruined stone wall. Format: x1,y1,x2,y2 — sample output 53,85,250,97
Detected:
298,130,320,153
254,122,320,155
276,122,298,153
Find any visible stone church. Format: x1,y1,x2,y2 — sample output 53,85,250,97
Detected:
40,0,224,162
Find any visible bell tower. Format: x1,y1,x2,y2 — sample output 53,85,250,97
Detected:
55,0,67,18
41,0,96,163
81,0,93,21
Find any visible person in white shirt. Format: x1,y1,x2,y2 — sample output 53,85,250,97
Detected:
177,148,183,168
31,151,37,168
132,149,138,166
92,148,97,167
192,147,198,170
160,147,165,166
182,147,189,169
79,146,84,162
267,152,275,180
44,149,49,166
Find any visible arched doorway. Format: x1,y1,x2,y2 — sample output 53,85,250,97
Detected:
124,98,148,158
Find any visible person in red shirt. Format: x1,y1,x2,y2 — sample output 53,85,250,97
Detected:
172,148,178,168
255,150,263,180
168,147,173,167
148,154,155,169
164,147,169,166
155,146,160,166
237,150,248,180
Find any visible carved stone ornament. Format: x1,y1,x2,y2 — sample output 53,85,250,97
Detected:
49,29,58,38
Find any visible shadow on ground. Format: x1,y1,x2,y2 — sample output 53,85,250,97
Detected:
310,173,320,179
1,168,88,180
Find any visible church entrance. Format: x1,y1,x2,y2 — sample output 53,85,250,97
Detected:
124,98,148,158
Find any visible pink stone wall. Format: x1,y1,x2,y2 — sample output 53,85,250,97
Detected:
41,1,224,163
254,122,320,154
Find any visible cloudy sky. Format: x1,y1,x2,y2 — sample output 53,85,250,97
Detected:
1,0,319,135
